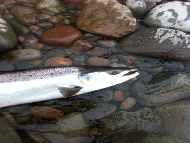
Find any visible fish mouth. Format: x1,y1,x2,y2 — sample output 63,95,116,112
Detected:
122,68,138,76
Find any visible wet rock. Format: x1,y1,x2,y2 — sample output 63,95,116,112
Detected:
118,55,137,64
98,108,161,142
134,58,164,72
36,13,51,20
119,97,137,110
29,25,40,33
0,117,22,143
0,18,18,52
114,82,131,91
154,100,190,143
72,55,86,63
30,106,64,120
47,49,66,58
131,72,190,106
15,112,33,124
110,63,127,67
76,0,136,38
143,1,190,32
15,62,34,70
44,57,72,67
15,0,43,3
5,19,30,36
39,112,90,142
3,0,15,5
119,28,190,62
36,0,61,10
82,102,116,120
114,90,125,101
80,90,114,102
41,26,82,47
87,57,110,66
10,6,37,25
110,131,183,143
8,105,29,114
2,49,42,62
97,40,117,47
2,13,14,20
125,0,157,17
49,15,62,24
70,40,94,54
0,4,6,11
37,21,53,28
0,61,15,71
86,47,108,56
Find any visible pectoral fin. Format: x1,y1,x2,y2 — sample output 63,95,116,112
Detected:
58,86,83,98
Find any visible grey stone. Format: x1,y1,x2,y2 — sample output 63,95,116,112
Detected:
47,49,66,58
0,18,18,52
82,102,116,120
125,0,157,17
2,49,42,62
154,100,190,143
98,108,161,142
143,1,190,32
37,21,53,28
132,72,190,106
0,117,22,143
10,6,37,25
19,112,90,142
110,131,183,143
0,61,15,71
5,19,30,36
119,28,190,62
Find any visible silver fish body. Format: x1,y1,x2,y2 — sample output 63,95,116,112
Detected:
0,66,139,108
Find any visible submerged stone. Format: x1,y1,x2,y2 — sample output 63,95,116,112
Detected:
98,108,161,142
154,100,190,143
131,72,190,106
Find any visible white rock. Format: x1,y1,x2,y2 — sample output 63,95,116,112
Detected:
143,2,190,32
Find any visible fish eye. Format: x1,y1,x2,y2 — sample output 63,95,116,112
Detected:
111,71,119,75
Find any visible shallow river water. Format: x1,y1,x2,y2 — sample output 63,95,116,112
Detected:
0,0,189,143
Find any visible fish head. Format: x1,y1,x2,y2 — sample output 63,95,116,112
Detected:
78,67,139,89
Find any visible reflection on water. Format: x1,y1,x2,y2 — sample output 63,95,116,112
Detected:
0,0,189,143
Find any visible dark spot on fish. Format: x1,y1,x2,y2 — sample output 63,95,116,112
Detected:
51,73,54,75
28,75,32,77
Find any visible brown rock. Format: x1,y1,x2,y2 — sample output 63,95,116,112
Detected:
15,0,43,3
44,57,72,67
10,6,37,25
3,0,15,5
49,16,62,24
86,47,108,56
87,57,110,66
97,40,117,47
41,26,83,47
29,25,40,33
76,0,136,38
118,55,137,64
114,90,124,101
30,106,64,120
70,40,93,54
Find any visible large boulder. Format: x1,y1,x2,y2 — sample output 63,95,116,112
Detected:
154,100,190,143
98,108,161,142
143,2,190,32
0,18,18,52
119,28,190,62
76,0,136,38
131,72,190,106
